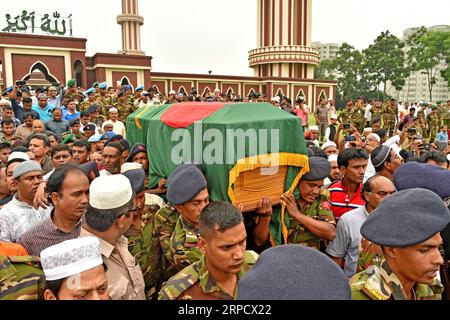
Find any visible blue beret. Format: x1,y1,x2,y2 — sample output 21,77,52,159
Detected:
106,134,124,144
167,164,207,205
99,82,107,90
2,86,13,96
394,162,450,200
85,88,96,95
101,131,116,140
302,157,331,181
361,188,450,247
87,104,99,113
237,245,351,300
127,85,132,90
135,85,144,91
69,118,80,126
122,169,146,194
88,134,102,143
84,124,96,132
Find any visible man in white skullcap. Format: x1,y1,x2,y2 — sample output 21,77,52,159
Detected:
0,161,52,242
324,154,342,188
321,141,338,156
102,108,126,137
42,237,110,300
79,174,145,300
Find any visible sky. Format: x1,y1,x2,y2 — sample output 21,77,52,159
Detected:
1,0,449,76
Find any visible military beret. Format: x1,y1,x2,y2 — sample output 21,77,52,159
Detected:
100,131,116,140
92,81,99,88
67,79,76,88
2,86,14,95
302,157,331,181
87,104,99,113
237,245,351,300
361,188,450,247
84,124,96,132
167,164,207,205
119,139,130,151
135,85,144,91
126,143,147,163
122,168,146,194
118,90,126,97
394,162,450,200
69,118,80,127
85,88,96,96
81,161,100,180
99,82,107,90
88,134,102,143
106,134,124,144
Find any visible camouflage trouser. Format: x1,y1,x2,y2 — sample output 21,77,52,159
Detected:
428,129,438,143
384,121,396,137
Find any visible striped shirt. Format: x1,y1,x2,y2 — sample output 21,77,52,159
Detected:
328,180,366,219
18,210,84,257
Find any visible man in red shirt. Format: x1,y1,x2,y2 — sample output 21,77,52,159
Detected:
329,148,368,220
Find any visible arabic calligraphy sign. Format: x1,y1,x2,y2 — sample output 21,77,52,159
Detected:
2,10,73,36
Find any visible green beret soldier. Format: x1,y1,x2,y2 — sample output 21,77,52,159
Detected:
159,201,258,300
350,189,449,300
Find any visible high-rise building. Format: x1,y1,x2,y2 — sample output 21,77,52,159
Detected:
387,25,450,103
311,42,340,61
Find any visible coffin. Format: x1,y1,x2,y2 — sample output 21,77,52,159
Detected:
126,102,309,208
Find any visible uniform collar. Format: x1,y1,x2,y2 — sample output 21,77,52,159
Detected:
363,259,443,300
197,255,250,298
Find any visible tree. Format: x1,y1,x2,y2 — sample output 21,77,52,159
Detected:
363,31,409,97
314,59,335,80
329,43,373,106
407,27,450,101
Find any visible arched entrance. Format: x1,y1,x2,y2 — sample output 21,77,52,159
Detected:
22,62,59,88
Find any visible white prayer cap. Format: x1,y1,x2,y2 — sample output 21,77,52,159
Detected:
367,133,381,143
328,154,338,163
89,175,133,210
109,107,118,113
310,125,319,131
8,151,30,162
121,162,143,173
330,114,338,120
0,100,11,107
40,237,103,281
321,141,337,150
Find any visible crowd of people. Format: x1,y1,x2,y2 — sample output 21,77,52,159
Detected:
0,79,450,301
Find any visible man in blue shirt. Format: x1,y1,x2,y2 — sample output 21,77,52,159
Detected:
32,93,54,123
63,99,80,122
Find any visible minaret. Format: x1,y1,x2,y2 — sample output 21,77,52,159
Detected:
117,0,145,56
249,0,319,79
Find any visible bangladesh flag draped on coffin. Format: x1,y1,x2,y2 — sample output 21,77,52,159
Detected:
126,102,310,246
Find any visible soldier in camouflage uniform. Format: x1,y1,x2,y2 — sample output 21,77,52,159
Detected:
153,165,209,288
382,99,398,137
352,99,366,133
159,201,258,300
95,82,114,116
427,105,440,142
350,189,448,300
63,79,84,108
280,157,336,251
170,215,202,271
370,101,383,122
114,90,135,122
337,99,353,126
79,88,97,112
0,254,45,300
